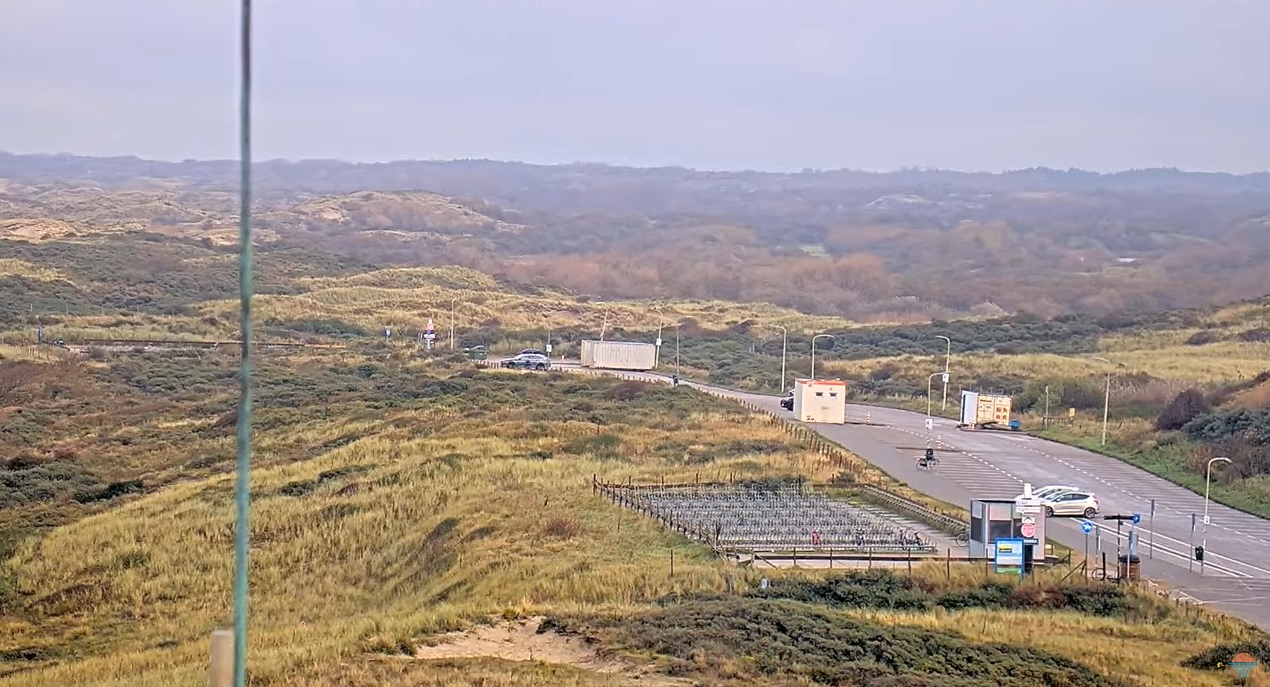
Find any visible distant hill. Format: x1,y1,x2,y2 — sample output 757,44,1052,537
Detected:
3,152,1269,320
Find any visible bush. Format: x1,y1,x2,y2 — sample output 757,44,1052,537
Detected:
548,598,1129,687
1182,640,1270,670
1156,388,1211,431
1184,330,1221,346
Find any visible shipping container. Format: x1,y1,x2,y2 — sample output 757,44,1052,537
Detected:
792,378,847,424
958,390,1014,429
580,339,657,371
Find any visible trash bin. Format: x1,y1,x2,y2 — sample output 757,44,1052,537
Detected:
1117,554,1141,582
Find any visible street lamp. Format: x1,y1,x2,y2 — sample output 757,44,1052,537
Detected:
810,334,835,380
926,371,948,440
1201,456,1231,575
935,335,951,411
652,305,664,367
771,325,788,393
675,322,681,375
1090,356,1113,446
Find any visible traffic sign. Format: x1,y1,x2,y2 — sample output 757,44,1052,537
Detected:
1080,520,1094,534
925,418,934,430
941,372,949,384
1020,521,1036,538
1131,513,1141,525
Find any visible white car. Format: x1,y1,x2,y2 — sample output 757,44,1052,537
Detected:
1030,485,1080,500
1041,491,1099,518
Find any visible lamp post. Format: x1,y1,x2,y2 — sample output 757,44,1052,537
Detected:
772,325,788,393
811,334,834,381
1201,456,1231,575
1090,356,1113,446
926,371,947,442
652,305,664,368
450,298,456,350
935,335,951,411
675,322,681,375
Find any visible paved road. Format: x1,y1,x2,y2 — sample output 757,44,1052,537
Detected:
504,360,1270,628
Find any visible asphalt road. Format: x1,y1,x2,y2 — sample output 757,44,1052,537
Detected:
500,359,1270,628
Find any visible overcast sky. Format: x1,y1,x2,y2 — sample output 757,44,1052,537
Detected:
2,0,1267,173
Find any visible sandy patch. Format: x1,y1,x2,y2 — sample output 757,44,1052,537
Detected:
414,616,689,685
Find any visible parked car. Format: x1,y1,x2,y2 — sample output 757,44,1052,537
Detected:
500,353,551,370
1040,491,1099,518
1027,485,1080,501
780,391,794,410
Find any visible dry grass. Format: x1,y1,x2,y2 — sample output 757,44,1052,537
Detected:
0,259,73,284
6,264,856,344
824,343,1268,385
850,607,1262,687
0,401,832,687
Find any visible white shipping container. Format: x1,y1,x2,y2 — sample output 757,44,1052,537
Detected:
580,339,657,370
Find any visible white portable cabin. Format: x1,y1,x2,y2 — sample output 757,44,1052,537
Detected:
792,378,847,424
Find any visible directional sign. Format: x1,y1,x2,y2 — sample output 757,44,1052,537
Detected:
1080,520,1094,534
1131,513,1141,525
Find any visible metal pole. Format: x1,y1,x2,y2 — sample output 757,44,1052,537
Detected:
778,326,787,393
937,335,951,411
675,324,680,374
1202,457,1229,576
231,2,254,685
1083,531,1089,579
1148,499,1155,559
810,334,834,381
1189,513,1196,573
1101,372,1110,446
450,298,456,350
811,341,817,380
1044,385,1050,429
1090,357,1112,445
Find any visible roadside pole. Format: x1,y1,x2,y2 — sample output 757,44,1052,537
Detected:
1189,514,1196,573
1148,499,1155,559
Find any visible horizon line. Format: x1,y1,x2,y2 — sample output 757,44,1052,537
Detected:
2,149,1269,178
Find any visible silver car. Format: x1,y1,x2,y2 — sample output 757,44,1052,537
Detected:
500,353,552,371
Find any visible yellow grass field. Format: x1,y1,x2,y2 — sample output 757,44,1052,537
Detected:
823,343,1269,386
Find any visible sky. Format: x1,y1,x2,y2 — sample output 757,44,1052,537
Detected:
2,0,1268,173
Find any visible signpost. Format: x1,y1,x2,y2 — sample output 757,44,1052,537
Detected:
1080,520,1094,572
424,317,436,351
994,537,1025,577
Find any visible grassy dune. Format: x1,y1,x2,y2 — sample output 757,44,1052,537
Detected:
2,351,1264,686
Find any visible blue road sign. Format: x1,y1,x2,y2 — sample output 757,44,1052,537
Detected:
1080,520,1094,534
1131,513,1141,525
